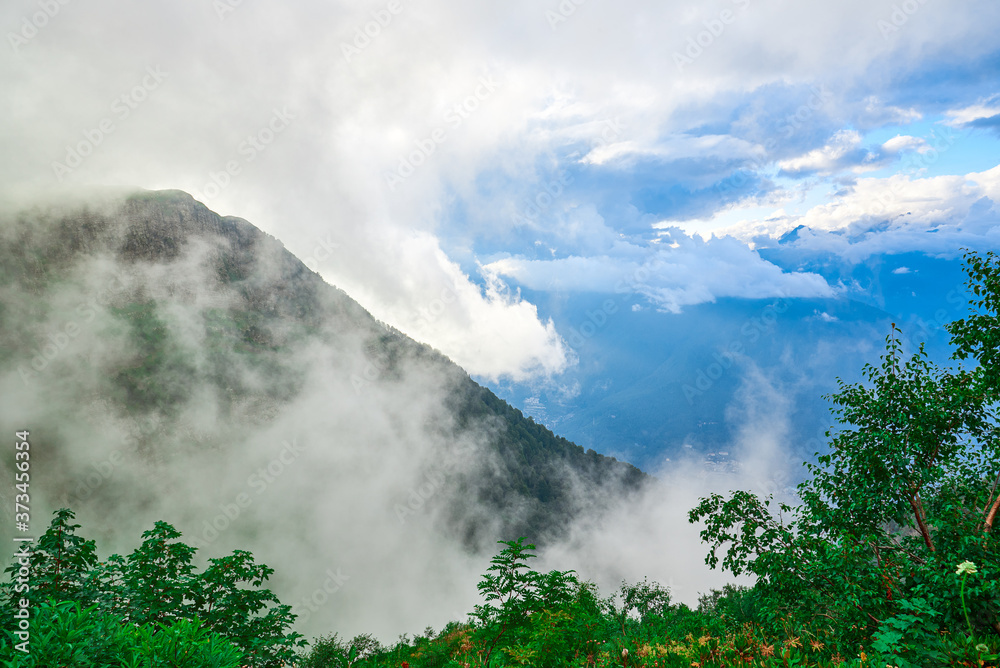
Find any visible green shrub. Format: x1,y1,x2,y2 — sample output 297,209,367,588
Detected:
0,600,243,668
0,510,303,667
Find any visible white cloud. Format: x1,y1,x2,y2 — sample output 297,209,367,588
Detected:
326,230,569,382
2,0,1000,646
581,133,761,168
856,96,923,127
777,131,928,178
944,100,1000,127
1,0,999,379
881,134,928,155
715,164,1000,260
484,230,833,313
778,129,865,175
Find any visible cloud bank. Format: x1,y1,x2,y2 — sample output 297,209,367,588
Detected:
4,0,997,378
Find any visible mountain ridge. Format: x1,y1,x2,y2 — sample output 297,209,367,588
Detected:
0,188,646,553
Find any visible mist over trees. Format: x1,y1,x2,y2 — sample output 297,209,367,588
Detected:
0,193,997,665
0,190,646,638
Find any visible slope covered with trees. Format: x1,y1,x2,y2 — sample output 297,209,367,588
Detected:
0,189,645,548
2,199,997,666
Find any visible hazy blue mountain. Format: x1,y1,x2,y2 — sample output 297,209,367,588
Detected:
482,249,971,474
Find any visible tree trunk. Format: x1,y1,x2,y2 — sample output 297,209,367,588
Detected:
909,492,935,552
983,493,1000,532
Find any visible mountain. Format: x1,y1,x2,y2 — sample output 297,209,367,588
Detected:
483,250,970,475
0,189,645,556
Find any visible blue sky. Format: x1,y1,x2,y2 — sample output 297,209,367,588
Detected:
2,0,998,381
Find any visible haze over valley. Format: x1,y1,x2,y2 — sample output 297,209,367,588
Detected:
1,0,999,654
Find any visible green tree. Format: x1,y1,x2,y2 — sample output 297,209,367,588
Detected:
0,511,303,667
471,538,584,666
297,633,348,668
100,520,198,627
0,509,98,608
949,250,1000,398
188,550,303,667
689,251,1000,660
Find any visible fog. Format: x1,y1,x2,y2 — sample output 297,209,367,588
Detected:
0,192,490,638
0,0,996,650
0,192,804,641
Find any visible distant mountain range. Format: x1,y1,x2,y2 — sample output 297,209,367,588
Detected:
483,246,971,476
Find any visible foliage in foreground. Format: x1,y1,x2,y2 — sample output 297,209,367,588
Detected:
297,540,1000,668
687,249,1000,667
0,509,303,667
2,599,243,668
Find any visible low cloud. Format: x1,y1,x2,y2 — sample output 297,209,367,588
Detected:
538,363,804,608
716,164,1000,261
485,229,833,313
944,97,1000,130
0,195,530,641
328,229,569,382
777,130,929,178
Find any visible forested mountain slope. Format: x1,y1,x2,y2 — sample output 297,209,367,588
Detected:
0,189,645,553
